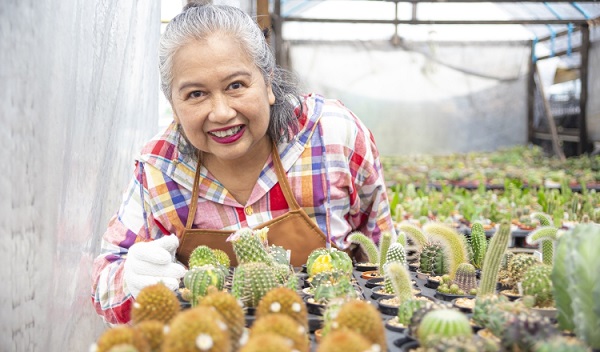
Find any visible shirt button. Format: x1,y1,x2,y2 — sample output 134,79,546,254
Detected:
244,206,253,216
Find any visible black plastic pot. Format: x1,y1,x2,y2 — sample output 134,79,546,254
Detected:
354,263,378,272
365,277,385,289
393,336,419,352
377,296,400,316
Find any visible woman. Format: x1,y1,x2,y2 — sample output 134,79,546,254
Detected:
92,3,395,324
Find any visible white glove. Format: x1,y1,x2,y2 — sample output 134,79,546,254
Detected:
124,235,186,299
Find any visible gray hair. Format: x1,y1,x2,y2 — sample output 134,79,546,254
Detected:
159,4,301,159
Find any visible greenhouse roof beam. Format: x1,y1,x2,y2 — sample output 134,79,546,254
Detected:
281,17,590,25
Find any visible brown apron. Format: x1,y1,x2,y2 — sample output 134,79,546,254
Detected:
176,143,335,267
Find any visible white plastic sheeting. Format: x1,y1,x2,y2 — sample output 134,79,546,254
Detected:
1,0,160,350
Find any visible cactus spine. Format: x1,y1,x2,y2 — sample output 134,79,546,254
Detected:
378,232,393,274
477,220,511,298
188,245,218,268
521,264,554,308
397,222,428,249
470,222,487,269
423,223,469,279
347,231,379,264
416,309,472,349
250,313,310,352
198,290,245,351
529,212,559,265
453,263,477,294
329,300,387,351
507,254,541,293
419,241,447,276
228,227,272,265
231,262,279,308
184,265,226,307
95,326,150,352
130,283,181,325
384,262,414,303
256,287,308,330
162,306,231,352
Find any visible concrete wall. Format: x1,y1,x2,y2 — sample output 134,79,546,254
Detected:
1,1,160,350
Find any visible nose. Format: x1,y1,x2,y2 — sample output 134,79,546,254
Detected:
208,94,236,122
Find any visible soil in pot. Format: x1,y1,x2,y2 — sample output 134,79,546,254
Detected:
354,262,378,272
452,297,475,313
361,270,383,280
434,291,475,302
385,316,408,333
365,277,384,288
499,289,522,301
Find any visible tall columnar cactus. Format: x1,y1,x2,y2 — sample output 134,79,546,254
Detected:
227,227,272,265
231,262,279,308
453,263,477,294
528,212,559,265
381,243,407,294
188,245,219,268
130,283,181,325
507,254,541,293
521,264,554,308
416,309,472,349
384,262,414,303
162,306,231,352
378,232,393,274
423,223,469,279
553,223,600,348
419,241,448,276
397,222,429,250
329,300,387,351
347,231,379,265
477,220,511,298
183,265,226,307
470,222,487,269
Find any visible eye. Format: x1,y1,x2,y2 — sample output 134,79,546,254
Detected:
228,81,243,90
188,90,205,99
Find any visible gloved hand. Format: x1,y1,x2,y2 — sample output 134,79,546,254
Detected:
124,234,186,299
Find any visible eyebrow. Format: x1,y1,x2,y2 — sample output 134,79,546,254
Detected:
177,70,252,93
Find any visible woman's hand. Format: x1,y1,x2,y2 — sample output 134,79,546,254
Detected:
123,235,186,298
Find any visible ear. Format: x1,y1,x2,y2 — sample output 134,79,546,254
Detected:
267,83,275,106
171,103,180,123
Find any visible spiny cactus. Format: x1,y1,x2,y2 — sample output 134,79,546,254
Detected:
316,329,374,352
416,309,472,349
130,282,181,325
477,221,511,298
347,231,379,265
499,313,557,352
553,223,600,348
470,222,488,269
227,227,272,265
94,325,150,352
231,262,279,308
384,262,413,303
329,300,387,351
211,249,231,268
472,296,530,337
533,336,591,352
378,232,393,274
453,263,477,294
419,241,448,276
188,245,219,268
408,301,451,338
184,265,226,307
423,222,470,279
250,313,310,352
397,298,435,326
239,332,296,352
256,287,308,330
162,306,231,352
521,264,554,308
397,222,429,250
306,248,353,278
421,335,499,352
507,254,541,293
381,243,407,294
198,289,245,351
133,320,165,352
312,271,357,305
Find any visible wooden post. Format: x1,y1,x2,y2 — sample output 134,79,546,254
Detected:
579,23,590,154
527,40,535,145
273,0,284,67
535,63,566,161
256,0,271,40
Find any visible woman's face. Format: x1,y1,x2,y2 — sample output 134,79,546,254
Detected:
170,33,275,163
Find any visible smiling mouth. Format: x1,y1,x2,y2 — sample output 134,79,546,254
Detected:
209,126,243,138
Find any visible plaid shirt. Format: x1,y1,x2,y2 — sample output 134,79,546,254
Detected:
91,94,395,324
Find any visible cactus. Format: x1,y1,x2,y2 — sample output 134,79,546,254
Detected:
407,301,451,338
256,287,308,330
421,335,498,352
472,296,531,337
95,326,150,352
507,254,541,293
211,249,231,268
162,306,231,352
198,289,245,351
499,313,557,352
553,224,600,348
397,298,436,326
397,229,407,247
521,264,554,308
306,248,353,278
453,263,477,294
384,262,414,303
397,222,429,249
311,271,357,305
419,241,448,276
250,313,310,352
239,332,296,352
347,231,379,264
378,232,393,274
470,222,487,269
533,336,590,352
477,221,511,298
316,329,374,352
231,262,279,308
130,282,181,325
329,300,386,351
417,309,472,349
227,227,272,265
529,211,559,266
381,243,407,294
423,223,470,279
133,320,165,352
183,265,226,307
188,245,219,268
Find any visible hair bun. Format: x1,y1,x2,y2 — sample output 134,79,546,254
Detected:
183,0,213,11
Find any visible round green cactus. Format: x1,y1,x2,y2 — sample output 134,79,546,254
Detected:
521,264,554,308
397,298,435,326
306,248,352,278
507,254,541,293
228,227,272,265
453,263,477,293
417,309,472,348
231,262,279,308
419,242,448,276
188,245,218,268
183,265,226,307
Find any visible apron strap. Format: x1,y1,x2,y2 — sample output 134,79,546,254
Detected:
270,142,301,212
185,154,203,230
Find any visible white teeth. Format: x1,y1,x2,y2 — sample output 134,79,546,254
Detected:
210,126,241,138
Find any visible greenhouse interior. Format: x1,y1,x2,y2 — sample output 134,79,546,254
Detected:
2,0,600,351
